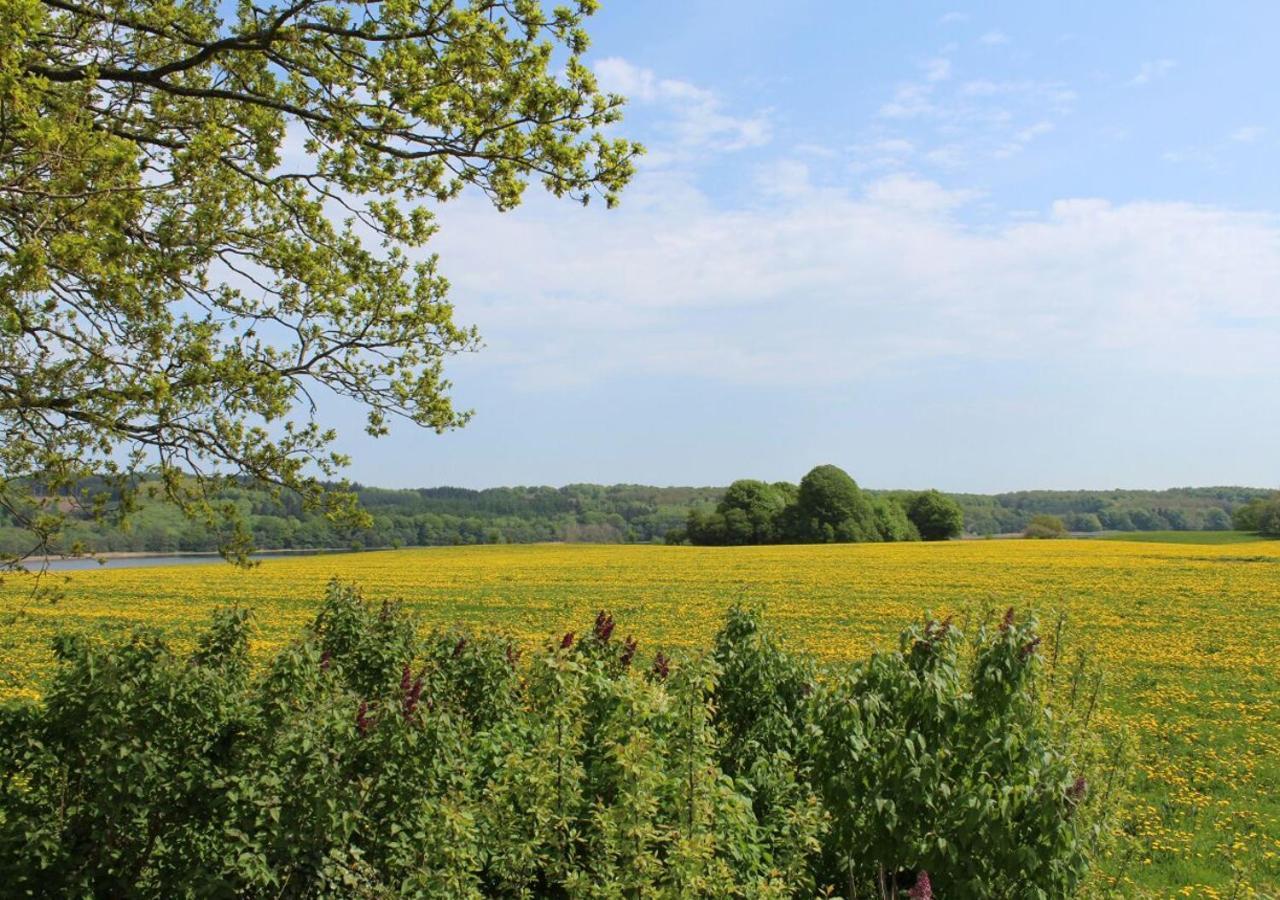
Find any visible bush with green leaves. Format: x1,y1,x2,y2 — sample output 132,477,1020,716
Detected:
0,583,1121,897
1024,514,1069,539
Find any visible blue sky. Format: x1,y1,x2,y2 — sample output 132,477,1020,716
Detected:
334,1,1280,492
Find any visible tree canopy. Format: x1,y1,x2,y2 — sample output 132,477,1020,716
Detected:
0,0,640,565
680,465,954,547
907,489,965,541
1233,496,1280,536
795,464,878,543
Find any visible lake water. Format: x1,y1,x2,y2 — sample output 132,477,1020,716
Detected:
33,550,353,572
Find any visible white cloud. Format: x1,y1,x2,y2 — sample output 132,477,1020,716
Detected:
794,142,839,158
594,57,771,155
754,159,813,199
1130,59,1176,86
879,82,938,119
871,67,1075,167
979,31,1009,45
938,11,968,25
995,120,1055,158
431,177,1280,389
923,57,953,83
1165,126,1268,167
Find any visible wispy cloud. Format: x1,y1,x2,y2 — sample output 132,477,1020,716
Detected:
1129,59,1176,86
1165,126,1269,166
869,59,1076,169
979,31,1010,45
995,120,1055,158
433,180,1280,389
938,11,968,25
594,57,771,157
923,57,953,83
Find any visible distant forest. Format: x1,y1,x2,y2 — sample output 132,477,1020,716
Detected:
2,480,1274,558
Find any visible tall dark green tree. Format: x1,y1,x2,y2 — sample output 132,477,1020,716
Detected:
0,0,640,565
794,464,878,543
718,479,788,543
907,490,964,541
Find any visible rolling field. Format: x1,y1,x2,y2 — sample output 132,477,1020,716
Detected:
2,540,1278,896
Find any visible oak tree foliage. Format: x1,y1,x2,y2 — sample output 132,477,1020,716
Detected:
0,0,639,564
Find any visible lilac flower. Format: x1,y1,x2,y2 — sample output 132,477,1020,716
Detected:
593,611,616,643
651,651,670,681
620,636,638,668
403,675,424,717
356,701,371,736
908,870,932,900
560,631,575,650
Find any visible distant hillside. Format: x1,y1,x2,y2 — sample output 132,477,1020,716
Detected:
934,486,1271,535
2,481,1272,557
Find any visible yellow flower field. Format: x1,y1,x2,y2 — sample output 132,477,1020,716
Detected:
2,539,1278,896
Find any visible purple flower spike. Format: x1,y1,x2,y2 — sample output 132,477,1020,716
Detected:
651,651,670,681
620,636,638,668
593,611,616,643
908,870,932,900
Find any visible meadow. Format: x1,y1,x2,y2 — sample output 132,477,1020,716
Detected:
2,539,1278,897
1098,531,1272,545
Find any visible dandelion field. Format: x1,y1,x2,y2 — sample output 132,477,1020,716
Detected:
2,539,1278,897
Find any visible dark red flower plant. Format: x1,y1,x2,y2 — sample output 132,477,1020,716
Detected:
593,610,616,643
908,870,932,900
651,651,670,681
620,635,638,668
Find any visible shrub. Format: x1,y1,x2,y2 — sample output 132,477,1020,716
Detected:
0,583,1120,897
1025,514,1068,539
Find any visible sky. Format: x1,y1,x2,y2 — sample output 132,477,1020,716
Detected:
334,0,1280,492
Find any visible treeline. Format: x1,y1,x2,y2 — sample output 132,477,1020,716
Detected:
3,477,1274,558
954,486,1271,535
0,482,720,557
675,465,964,545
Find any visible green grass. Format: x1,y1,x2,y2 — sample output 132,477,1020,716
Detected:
1098,530,1269,544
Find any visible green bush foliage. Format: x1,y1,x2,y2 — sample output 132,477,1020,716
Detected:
1024,514,1069,539
0,583,1119,897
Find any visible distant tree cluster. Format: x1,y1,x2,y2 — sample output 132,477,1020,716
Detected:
1233,496,1280,536
676,466,964,546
